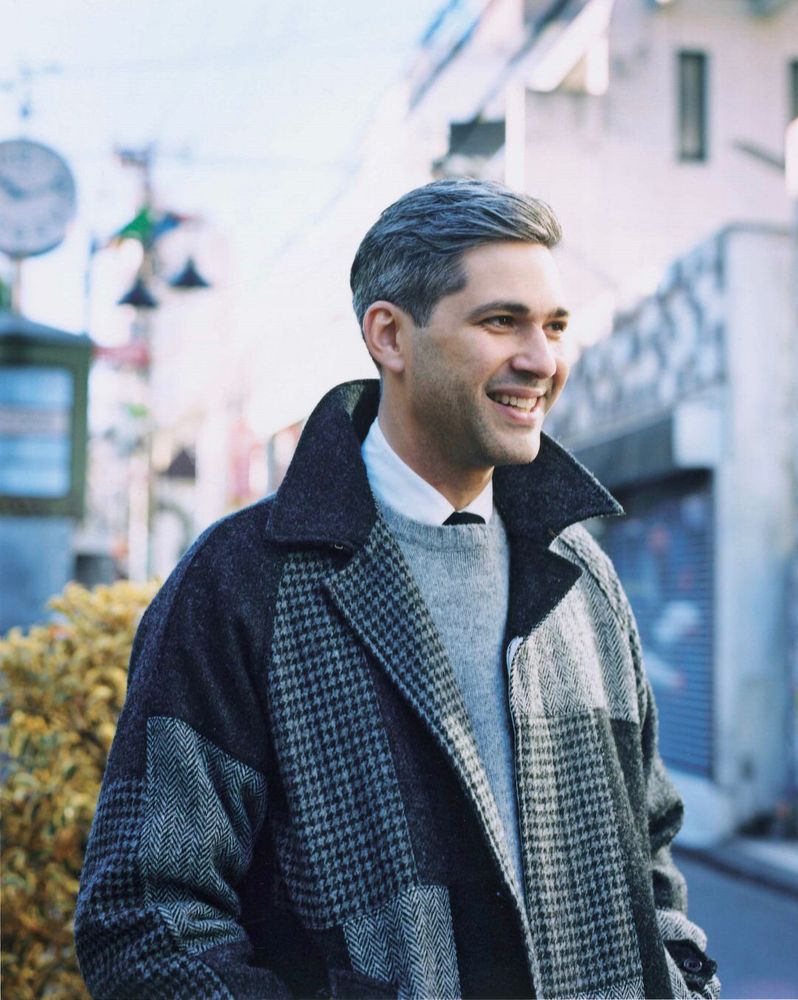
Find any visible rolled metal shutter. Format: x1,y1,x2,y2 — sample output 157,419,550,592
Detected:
594,473,714,778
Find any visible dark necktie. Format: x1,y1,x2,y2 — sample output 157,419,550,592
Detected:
443,511,486,525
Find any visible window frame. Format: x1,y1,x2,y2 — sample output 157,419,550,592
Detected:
677,50,709,163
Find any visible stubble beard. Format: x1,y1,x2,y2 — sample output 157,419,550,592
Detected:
475,422,543,468
426,394,545,474
407,348,547,476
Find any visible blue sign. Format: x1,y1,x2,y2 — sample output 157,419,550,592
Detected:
0,365,74,498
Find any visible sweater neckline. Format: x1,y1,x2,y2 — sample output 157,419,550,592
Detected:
377,499,505,553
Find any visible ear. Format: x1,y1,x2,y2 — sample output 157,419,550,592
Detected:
362,301,411,375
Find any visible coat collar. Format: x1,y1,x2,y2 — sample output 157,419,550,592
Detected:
266,379,621,549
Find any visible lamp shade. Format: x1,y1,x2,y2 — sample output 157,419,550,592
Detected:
170,257,210,289
117,276,159,309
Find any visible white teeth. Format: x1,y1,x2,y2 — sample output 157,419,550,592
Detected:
493,393,538,412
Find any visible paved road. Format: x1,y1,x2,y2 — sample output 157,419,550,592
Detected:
676,852,798,999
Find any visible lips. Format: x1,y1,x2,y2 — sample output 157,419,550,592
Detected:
487,391,544,413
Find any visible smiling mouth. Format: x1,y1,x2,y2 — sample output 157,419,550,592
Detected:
487,392,543,413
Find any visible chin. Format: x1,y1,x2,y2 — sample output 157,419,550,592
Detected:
489,433,542,468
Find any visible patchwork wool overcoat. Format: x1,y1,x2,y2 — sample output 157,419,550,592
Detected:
75,380,720,1000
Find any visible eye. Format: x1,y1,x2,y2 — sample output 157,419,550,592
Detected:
546,320,568,337
481,314,516,329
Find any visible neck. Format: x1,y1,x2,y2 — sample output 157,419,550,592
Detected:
377,403,493,511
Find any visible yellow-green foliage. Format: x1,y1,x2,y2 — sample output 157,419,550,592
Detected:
1,579,158,1000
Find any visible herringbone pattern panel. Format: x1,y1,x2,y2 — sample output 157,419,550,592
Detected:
142,717,267,943
556,526,643,718
344,885,461,999
657,907,707,952
658,908,721,999
75,774,234,999
665,950,695,999
511,526,639,723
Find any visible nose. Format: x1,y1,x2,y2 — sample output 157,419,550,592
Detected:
511,324,558,380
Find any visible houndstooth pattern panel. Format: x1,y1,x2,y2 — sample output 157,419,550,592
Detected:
142,717,267,945
344,885,461,1000
75,777,233,999
509,526,639,723
326,518,531,939
79,777,146,911
269,545,418,929
514,713,643,998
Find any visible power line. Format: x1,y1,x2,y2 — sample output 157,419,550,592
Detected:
26,144,359,174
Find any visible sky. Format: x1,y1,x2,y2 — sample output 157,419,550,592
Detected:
1,0,443,368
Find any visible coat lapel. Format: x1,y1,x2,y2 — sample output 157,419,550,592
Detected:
504,534,582,644
324,516,531,931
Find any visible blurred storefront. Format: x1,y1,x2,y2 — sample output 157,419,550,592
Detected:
597,475,715,778
547,223,796,841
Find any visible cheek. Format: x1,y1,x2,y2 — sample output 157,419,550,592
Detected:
550,355,570,402
416,338,479,396
406,349,459,422
555,349,570,385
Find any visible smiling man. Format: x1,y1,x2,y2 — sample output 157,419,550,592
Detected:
363,239,569,505
75,179,719,1000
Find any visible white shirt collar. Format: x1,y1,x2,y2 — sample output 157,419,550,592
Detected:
361,417,493,526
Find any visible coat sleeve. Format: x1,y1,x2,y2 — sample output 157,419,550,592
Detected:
74,514,293,999
631,612,722,1000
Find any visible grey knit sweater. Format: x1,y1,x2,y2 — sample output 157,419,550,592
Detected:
377,500,524,893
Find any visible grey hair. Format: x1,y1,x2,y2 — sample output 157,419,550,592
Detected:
350,177,562,330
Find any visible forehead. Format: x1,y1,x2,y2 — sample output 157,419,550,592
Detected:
456,241,565,306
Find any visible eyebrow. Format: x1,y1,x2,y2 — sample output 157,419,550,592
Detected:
466,301,571,322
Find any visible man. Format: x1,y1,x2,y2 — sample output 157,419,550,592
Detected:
75,179,719,999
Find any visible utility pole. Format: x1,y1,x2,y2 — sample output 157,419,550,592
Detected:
116,145,157,582
785,117,798,833
108,144,210,581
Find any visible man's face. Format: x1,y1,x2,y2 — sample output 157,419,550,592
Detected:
398,241,570,480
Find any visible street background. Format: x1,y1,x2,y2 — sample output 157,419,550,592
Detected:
1,1,798,997
675,852,798,998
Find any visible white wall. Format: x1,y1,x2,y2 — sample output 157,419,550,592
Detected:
522,0,797,310
714,225,794,823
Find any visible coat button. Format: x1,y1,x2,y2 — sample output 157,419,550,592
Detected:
682,956,703,974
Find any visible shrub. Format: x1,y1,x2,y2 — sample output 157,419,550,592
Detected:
1,579,158,999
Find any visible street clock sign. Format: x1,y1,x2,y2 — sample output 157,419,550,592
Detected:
0,138,77,258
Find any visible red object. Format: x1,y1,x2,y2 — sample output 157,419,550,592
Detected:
93,341,151,369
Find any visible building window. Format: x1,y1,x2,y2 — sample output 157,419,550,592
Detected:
678,51,708,162
790,59,798,122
